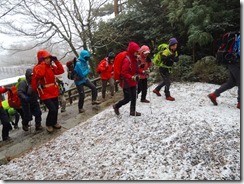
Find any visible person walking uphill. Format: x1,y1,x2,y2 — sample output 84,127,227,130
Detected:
208,34,240,109
113,42,142,116
153,38,179,101
137,45,152,103
18,68,43,132
74,50,101,113
96,52,115,101
0,86,13,141
31,50,64,133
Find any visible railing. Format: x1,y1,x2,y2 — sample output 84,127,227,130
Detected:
40,77,119,111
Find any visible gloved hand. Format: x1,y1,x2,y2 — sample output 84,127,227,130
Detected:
143,69,150,75
5,87,12,92
131,75,139,81
51,56,58,62
140,63,145,68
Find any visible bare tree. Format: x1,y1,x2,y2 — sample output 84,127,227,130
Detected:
0,0,113,59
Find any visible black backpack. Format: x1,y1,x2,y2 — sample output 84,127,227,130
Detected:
216,32,239,65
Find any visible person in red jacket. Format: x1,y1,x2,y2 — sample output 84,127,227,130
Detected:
113,42,142,116
97,52,115,100
0,86,13,141
137,45,152,103
32,50,64,133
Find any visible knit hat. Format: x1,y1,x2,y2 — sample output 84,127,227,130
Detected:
169,38,178,46
107,52,115,59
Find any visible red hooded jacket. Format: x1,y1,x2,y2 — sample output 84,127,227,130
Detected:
120,42,140,88
32,50,64,100
0,87,7,108
97,57,114,80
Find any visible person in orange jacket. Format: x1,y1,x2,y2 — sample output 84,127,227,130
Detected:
137,45,152,103
31,50,64,133
0,86,13,141
96,52,115,100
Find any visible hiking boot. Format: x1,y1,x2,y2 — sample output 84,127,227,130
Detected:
166,96,175,101
22,124,29,132
2,136,12,141
208,93,218,105
113,105,120,115
141,99,150,103
237,103,240,109
53,123,61,129
46,126,54,133
79,108,85,113
35,125,43,131
61,109,66,113
130,111,142,116
92,100,101,105
153,89,161,96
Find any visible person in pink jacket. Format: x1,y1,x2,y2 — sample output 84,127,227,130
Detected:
113,42,142,116
137,45,152,103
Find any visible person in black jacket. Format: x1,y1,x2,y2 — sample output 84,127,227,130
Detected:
18,68,43,131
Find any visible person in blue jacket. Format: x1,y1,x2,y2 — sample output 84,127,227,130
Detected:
74,50,101,113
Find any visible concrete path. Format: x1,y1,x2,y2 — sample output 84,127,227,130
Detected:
0,91,122,165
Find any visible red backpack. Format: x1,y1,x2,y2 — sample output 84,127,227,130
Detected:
8,86,21,109
66,57,77,80
113,51,129,80
8,77,26,109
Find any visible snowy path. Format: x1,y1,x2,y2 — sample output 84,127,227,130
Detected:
0,82,240,180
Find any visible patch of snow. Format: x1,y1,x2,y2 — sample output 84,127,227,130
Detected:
0,82,240,180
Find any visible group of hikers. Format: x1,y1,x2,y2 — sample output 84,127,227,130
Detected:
0,33,241,142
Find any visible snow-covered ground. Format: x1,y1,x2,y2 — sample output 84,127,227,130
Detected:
0,82,240,180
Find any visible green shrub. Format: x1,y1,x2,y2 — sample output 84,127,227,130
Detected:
171,55,197,82
193,56,228,84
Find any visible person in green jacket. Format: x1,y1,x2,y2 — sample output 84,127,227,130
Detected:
153,37,179,101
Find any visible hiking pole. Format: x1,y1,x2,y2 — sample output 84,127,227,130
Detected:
148,85,153,114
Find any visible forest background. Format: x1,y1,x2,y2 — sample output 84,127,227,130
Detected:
0,0,240,84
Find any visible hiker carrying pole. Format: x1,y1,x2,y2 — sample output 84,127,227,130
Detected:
112,42,142,116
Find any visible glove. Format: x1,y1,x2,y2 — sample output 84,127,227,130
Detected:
143,69,150,75
5,87,12,92
140,64,145,68
51,56,58,62
131,75,139,81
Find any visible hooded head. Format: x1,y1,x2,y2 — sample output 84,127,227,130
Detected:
127,42,140,58
169,38,178,47
78,50,91,62
139,45,150,55
37,50,52,63
25,68,33,82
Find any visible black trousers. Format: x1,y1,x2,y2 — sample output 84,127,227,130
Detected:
43,98,59,126
155,67,171,97
76,79,97,109
0,107,12,140
214,64,240,103
115,86,137,113
21,100,42,126
138,78,148,100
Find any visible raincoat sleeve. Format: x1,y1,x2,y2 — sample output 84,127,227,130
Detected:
75,62,90,78
52,60,65,75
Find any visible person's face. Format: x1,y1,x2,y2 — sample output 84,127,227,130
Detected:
143,52,149,57
170,44,178,51
134,51,139,57
44,56,51,65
